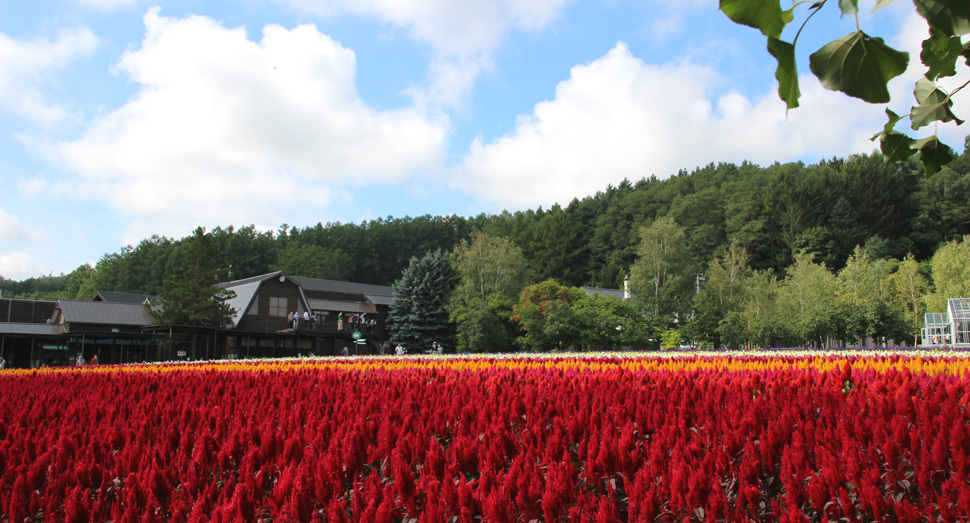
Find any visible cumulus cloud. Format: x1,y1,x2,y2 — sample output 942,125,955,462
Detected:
457,42,889,210
0,208,44,243
54,8,447,231
0,28,99,124
275,0,572,107
0,252,42,280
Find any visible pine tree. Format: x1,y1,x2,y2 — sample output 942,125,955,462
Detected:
153,227,236,327
388,250,451,352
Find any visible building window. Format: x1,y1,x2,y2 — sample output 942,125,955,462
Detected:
269,297,288,317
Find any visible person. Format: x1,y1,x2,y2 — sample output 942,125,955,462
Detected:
395,343,405,355
90,354,98,366
293,312,299,330
287,311,294,325
342,345,349,356
0,355,5,369
311,313,318,330
436,342,444,355
76,354,85,366
337,312,344,331
379,342,387,355
303,311,310,328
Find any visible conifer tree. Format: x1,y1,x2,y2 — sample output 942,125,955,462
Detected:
153,227,236,327
388,250,451,352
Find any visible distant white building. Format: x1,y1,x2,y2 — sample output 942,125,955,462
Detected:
580,274,632,301
921,298,970,347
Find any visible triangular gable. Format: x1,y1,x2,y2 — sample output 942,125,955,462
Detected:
219,272,310,328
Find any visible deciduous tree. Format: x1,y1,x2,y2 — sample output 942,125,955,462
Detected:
777,252,838,347
629,217,695,326
890,253,930,345
925,235,970,312
510,280,581,352
448,233,531,352
836,247,906,345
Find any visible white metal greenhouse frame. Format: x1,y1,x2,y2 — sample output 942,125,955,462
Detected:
921,298,970,347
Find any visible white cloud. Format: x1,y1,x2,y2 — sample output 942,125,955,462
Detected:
457,42,889,210
278,0,569,55
275,0,573,108
0,28,99,124
73,0,141,10
0,208,44,243
0,252,41,280
53,8,447,232
641,0,712,42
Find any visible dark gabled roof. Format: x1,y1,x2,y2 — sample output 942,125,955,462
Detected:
0,323,61,336
93,291,157,305
0,299,57,323
56,300,153,326
306,297,377,314
289,275,394,306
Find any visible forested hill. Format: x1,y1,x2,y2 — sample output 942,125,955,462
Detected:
3,149,969,300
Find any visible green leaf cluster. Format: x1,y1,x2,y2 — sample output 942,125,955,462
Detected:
721,0,968,175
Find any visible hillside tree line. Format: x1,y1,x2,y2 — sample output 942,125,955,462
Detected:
3,145,970,348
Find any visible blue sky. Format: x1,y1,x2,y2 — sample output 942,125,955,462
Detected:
0,0,966,281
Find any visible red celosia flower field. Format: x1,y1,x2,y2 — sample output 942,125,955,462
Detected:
1,353,969,522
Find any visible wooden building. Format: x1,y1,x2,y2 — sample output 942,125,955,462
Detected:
0,272,395,368
0,299,61,368
194,271,394,360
